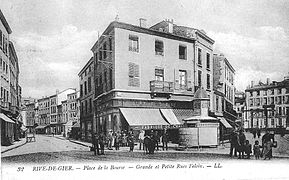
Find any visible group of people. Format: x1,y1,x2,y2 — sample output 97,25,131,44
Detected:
230,129,276,160
92,129,169,155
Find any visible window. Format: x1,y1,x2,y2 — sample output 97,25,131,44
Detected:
256,98,260,106
103,42,107,59
155,40,164,56
80,85,83,97
109,38,112,51
271,119,274,126
263,90,267,96
0,30,2,49
286,88,289,94
128,62,140,87
263,97,267,105
179,45,187,59
198,48,202,65
129,35,139,52
249,92,253,97
270,89,274,95
198,70,202,88
88,77,91,92
179,70,187,89
270,97,274,104
216,96,219,112
155,68,164,81
109,68,113,89
207,74,210,89
99,48,103,60
84,81,87,95
249,99,253,106
206,53,210,69
89,98,92,113
85,100,88,114
256,91,260,96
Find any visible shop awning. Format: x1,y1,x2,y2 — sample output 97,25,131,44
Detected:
184,115,218,121
0,113,15,124
172,109,198,122
120,108,170,127
160,109,181,125
218,117,233,128
35,125,48,129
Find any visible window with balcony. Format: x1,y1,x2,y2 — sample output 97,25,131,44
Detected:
206,53,210,69
198,48,202,65
179,45,187,60
155,40,164,56
179,70,187,89
129,35,139,52
155,68,164,81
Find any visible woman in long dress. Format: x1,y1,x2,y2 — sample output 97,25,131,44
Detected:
263,139,273,160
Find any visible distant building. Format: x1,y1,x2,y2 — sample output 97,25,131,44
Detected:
234,91,246,127
78,57,94,141
245,74,289,130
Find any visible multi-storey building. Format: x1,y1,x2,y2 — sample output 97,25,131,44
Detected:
25,102,36,131
67,91,80,123
245,74,289,130
1,9,21,145
36,96,50,133
87,19,216,139
213,54,236,121
78,57,94,141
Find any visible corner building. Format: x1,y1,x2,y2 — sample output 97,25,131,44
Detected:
90,20,215,138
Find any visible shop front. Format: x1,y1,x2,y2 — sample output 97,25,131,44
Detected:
1,113,15,145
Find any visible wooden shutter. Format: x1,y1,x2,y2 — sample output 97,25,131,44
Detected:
174,69,180,90
187,70,192,91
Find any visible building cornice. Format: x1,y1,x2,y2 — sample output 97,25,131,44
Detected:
0,9,12,34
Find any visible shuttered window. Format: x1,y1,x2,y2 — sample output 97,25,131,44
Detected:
128,62,140,87
129,35,139,52
155,40,164,56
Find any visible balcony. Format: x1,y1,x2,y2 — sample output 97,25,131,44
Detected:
150,80,173,99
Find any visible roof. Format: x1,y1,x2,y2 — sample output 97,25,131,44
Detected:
194,87,209,99
91,20,202,51
213,54,235,73
0,9,12,34
245,78,289,91
78,57,94,76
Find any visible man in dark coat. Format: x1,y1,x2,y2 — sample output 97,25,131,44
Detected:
99,132,105,155
238,130,246,159
92,133,100,155
229,130,238,157
128,130,135,152
162,129,169,151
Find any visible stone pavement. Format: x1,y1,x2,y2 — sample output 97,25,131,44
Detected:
1,138,27,153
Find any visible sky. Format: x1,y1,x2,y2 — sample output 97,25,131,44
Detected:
1,0,289,98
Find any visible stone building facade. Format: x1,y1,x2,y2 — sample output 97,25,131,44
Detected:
88,19,217,139
245,74,289,130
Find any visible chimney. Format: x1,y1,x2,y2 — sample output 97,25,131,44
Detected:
266,78,270,85
251,81,254,88
139,18,147,28
166,19,173,33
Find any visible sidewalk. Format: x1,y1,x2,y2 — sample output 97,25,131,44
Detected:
1,138,27,154
61,136,289,159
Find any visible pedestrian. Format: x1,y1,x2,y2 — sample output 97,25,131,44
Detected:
261,129,274,160
257,128,261,139
99,132,105,155
119,131,124,147
237,130,246,159
244,140,252,159
138,130,145,150
253,140,262,159
123,132,128,147
229,130,238,157
107,130,113,150
115,131,121,150
152,130,159,151
92,133,100,155
128,130,134,152
162,129,169,151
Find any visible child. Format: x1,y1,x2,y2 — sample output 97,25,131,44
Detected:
253,140,262,159
244,140,252,159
